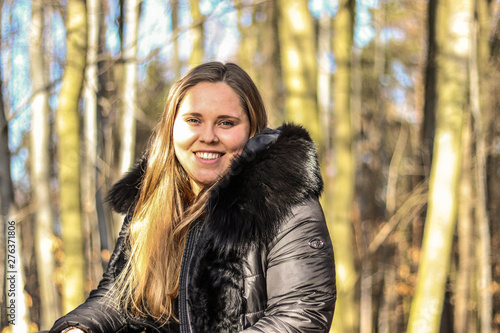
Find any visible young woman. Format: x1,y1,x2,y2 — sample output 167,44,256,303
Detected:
50,62,336,333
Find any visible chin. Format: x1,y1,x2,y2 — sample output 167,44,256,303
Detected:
195,176,219,187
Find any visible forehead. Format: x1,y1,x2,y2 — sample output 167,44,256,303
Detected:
180,82,241,110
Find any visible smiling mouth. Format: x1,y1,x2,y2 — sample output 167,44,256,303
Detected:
195,152,223,160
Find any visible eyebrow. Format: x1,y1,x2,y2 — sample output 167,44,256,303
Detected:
183,112,242,120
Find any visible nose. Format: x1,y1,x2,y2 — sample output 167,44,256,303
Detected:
199,124,219,143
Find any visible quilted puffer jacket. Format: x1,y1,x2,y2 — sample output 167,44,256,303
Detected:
49,124,337,333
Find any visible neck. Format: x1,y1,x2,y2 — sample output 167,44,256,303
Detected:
191,181,204,196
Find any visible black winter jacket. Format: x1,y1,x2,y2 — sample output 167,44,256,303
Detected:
50,124,337,333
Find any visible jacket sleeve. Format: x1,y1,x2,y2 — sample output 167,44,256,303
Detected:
242,198,337,333
49,216,141,333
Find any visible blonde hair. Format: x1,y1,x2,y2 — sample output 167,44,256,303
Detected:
112,62,267,322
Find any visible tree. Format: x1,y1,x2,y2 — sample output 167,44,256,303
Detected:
407,0,472,330
56,0,88,313
255,0,282,127
82,0,103,287
472,1,493,331
277,0,321,143
456,113,474,333
0,11,14,326
1,4,31,330
171,0,181,78
421,0,438,167
236,2,255,77
189,0,204,67
487,11,500,329
29,0,60,327
119,0,140,175
328,1,357,332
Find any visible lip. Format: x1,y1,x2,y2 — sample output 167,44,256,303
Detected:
193,151,225,164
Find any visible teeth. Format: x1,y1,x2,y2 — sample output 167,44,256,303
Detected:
196,152,221,160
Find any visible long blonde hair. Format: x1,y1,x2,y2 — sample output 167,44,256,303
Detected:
113,62,268,322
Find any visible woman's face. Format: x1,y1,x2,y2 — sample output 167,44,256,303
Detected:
173,82,251,193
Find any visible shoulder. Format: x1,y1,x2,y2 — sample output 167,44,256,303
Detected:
270,197,331,251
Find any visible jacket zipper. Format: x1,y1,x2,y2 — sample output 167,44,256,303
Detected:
179,224,199,333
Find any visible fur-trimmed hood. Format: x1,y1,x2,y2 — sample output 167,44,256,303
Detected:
107,123,323,251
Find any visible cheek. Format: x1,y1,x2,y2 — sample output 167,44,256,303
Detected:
225,132,250,153
172,122,191,152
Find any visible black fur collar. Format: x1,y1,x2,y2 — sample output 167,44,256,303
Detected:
107,123,323,250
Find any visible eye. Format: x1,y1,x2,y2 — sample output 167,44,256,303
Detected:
186,118,201,124
219,120,234,127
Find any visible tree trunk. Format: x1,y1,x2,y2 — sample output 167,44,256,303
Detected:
2,5,31,329
171,0,181,78
83,0,103,288
0,27,14,329
0,0,10,326
119,0,140,175
421,0,439,171
455,113,473,333
237,1,257,80
258,0,282,127
29,0,60,327
471,1,492,330
317,11,331,153
378,258,397,333
407,0,472,331
486,3,500,329
276,0,321,144
329,0,357,332
56,0,88,314
188,0,204,67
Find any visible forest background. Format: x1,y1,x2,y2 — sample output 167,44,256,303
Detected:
0,0,499,332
